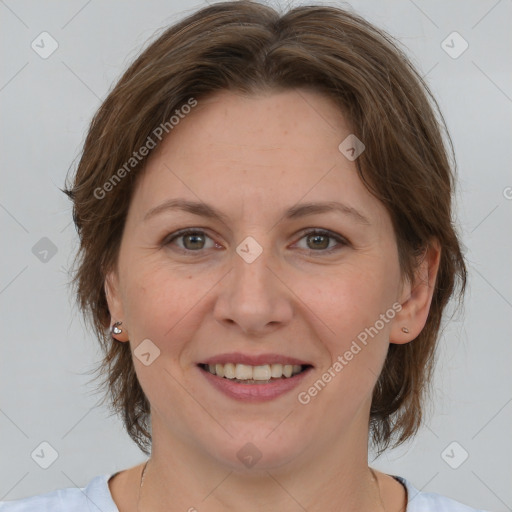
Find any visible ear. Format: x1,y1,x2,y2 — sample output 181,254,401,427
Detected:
390,239,441,344
104,269,129,342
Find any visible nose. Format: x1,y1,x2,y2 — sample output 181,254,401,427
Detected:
213,238,294,337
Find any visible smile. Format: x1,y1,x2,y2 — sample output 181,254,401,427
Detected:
199,362,309,383
197,358,313,402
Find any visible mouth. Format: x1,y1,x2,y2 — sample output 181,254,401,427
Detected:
198,362,313,384
196,353,314,401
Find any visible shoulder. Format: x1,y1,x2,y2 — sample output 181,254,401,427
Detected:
395,476,490,512
0,473,118,512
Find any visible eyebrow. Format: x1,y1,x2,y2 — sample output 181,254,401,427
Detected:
143,198,371,226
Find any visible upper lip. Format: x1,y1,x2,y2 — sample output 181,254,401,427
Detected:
200,352,313,367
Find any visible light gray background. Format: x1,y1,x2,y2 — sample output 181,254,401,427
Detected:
1,0,511,510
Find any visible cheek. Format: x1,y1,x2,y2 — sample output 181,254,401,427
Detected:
119,263,207,411
120,260,180,336
120,257,219,354
295,274,395,415
309,261,397,336
298,256,399,381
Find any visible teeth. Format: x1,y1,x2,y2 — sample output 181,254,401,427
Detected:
253,365,271,380
203,362,304,380
224,363,236,379
235,364,253,380
215,364,225,378
270,364,283,378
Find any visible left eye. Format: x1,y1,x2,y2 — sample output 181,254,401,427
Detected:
294,229,347,253
164,229,347,254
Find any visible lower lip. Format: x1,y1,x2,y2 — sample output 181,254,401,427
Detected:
198,366,313,402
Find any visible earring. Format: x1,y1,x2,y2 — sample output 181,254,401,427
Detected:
112,321,123,335
401,327,409,333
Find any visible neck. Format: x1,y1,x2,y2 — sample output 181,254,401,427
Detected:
137,415,391,512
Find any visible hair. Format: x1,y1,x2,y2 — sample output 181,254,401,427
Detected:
62,0,467,457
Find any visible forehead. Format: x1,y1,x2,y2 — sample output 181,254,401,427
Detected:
129,89,387,226
156,89,350,165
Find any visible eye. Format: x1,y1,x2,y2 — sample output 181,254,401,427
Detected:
164,229,218,252
163,228,348,255
294,229,348,254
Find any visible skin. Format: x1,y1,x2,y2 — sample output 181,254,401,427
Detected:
105,88,441,512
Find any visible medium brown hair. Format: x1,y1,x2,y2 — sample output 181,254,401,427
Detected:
63,0,467,456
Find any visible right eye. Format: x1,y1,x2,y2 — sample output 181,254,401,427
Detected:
164,229,219,253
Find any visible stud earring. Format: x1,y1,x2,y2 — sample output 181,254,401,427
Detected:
112,321,123,335
401,327,409,333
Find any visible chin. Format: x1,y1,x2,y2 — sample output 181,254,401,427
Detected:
203,427,309,472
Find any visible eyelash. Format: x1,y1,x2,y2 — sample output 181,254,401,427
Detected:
163,228,348,255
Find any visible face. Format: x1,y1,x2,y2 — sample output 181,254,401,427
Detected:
105,89,430,471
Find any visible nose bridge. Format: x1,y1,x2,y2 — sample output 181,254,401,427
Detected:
213,230,292,334
231,232,276,300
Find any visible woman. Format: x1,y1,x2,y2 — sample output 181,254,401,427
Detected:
0,1,488,511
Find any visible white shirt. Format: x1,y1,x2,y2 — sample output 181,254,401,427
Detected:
0,473,489,511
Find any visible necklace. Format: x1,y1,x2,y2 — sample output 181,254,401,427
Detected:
137,460,394,512
137,459,149,512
